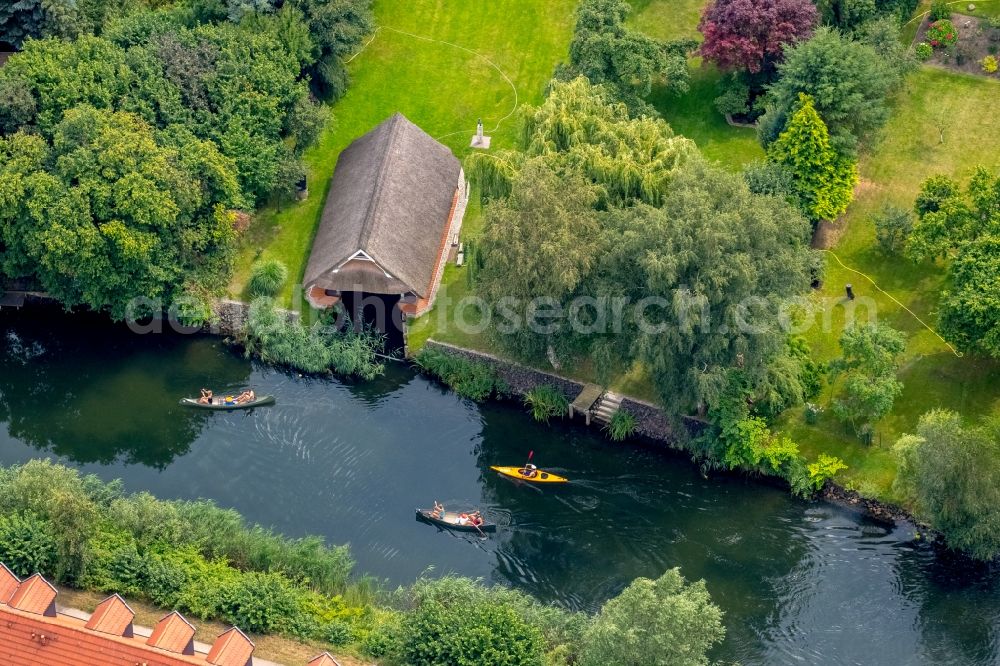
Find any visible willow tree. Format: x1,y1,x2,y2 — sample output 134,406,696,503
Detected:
467,77,695,208
474,158,604,362
592,158,814,414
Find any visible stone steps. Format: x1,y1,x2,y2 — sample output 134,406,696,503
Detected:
592,391,622,424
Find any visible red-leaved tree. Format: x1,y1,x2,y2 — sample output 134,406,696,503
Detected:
698,0,818,74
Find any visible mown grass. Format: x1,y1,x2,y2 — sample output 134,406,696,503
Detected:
778,67,1000,497
630,0,764,170
230,0,578,305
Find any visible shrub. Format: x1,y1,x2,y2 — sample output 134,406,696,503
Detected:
247,258,289,298
217,570,307,634
806,454,848,491
0,512,58,578
915,42,933,60
395,577,546,666
604,409,637,442
872,204,914,254
926,19,958,48
323,619,352,646
580,568,724,666
414,348,508,401
524,385,569,423
714,73,750,117
982,55,998,73
929,0,952,20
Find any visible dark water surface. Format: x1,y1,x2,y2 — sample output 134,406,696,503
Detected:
1,307,998,665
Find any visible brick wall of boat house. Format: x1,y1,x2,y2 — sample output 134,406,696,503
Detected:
420,340,688,444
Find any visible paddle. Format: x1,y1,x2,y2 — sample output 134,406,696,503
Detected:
469,511,486,538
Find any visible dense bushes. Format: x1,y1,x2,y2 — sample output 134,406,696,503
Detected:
0,460,362,637
414,347,509,401
0,461,728,664
239,298,385,379
392,578,547,666
0,0,372,319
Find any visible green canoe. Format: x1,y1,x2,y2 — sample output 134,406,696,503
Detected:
179,395,275,410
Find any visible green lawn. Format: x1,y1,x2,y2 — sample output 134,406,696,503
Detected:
231,0,578,304
627,0,706,40
629,0,764,170
778,67,1000,498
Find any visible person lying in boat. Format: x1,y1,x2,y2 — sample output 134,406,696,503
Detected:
430,501,445,519
198,388,213,405
235,390,256,404
468,511,483,527
520,464,538,478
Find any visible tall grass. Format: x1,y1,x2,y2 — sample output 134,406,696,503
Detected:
414,347,509,401
247,258,289,298
524,385,569,422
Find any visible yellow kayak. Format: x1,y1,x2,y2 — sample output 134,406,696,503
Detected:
490,466,569,483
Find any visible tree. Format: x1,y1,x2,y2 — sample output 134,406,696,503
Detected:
831,322,906,436
758,27,903,155
893,410,1000,560
939,236,1000,357
905,168,1000,357
698,0,818,75
475,159,604,362
467,77,696,207
0,107,240,320
580,568,724,666
598,159,813,414
872,203,913,255
767,93,858,221
566,0,693,110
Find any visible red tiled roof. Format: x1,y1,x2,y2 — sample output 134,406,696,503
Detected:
0,605,205,666
148,611,196,655
207,626,255,666
85,593,135,637
307,652,341,666
8,573,57,616
0,563,19,604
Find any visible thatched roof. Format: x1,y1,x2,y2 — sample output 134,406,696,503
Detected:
304,113,461,297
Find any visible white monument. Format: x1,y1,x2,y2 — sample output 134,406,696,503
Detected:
470,117,491,149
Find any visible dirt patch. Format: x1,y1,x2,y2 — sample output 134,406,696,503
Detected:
916,13,1000,78
0,52,12,68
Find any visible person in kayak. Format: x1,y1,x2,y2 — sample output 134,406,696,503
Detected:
198,388,213,405
520,463,538,478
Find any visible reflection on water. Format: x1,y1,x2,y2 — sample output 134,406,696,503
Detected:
0,307,998,665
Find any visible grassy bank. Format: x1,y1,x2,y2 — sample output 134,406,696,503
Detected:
779,67,1000,498
230,0,578,305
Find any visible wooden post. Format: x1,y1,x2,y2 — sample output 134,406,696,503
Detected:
846,284,855,300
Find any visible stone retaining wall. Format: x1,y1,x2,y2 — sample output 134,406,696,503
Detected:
209,299,299,336
422,340,685,445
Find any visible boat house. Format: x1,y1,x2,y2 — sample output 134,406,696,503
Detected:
304,113,468,347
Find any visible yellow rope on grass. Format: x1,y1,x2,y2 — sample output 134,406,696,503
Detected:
820,249,963,357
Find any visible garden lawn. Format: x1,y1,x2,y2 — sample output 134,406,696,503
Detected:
629,0,764,170
230,0,578,304
778,66,1000,500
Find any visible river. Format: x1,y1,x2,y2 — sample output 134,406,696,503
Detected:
0,307,998,665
